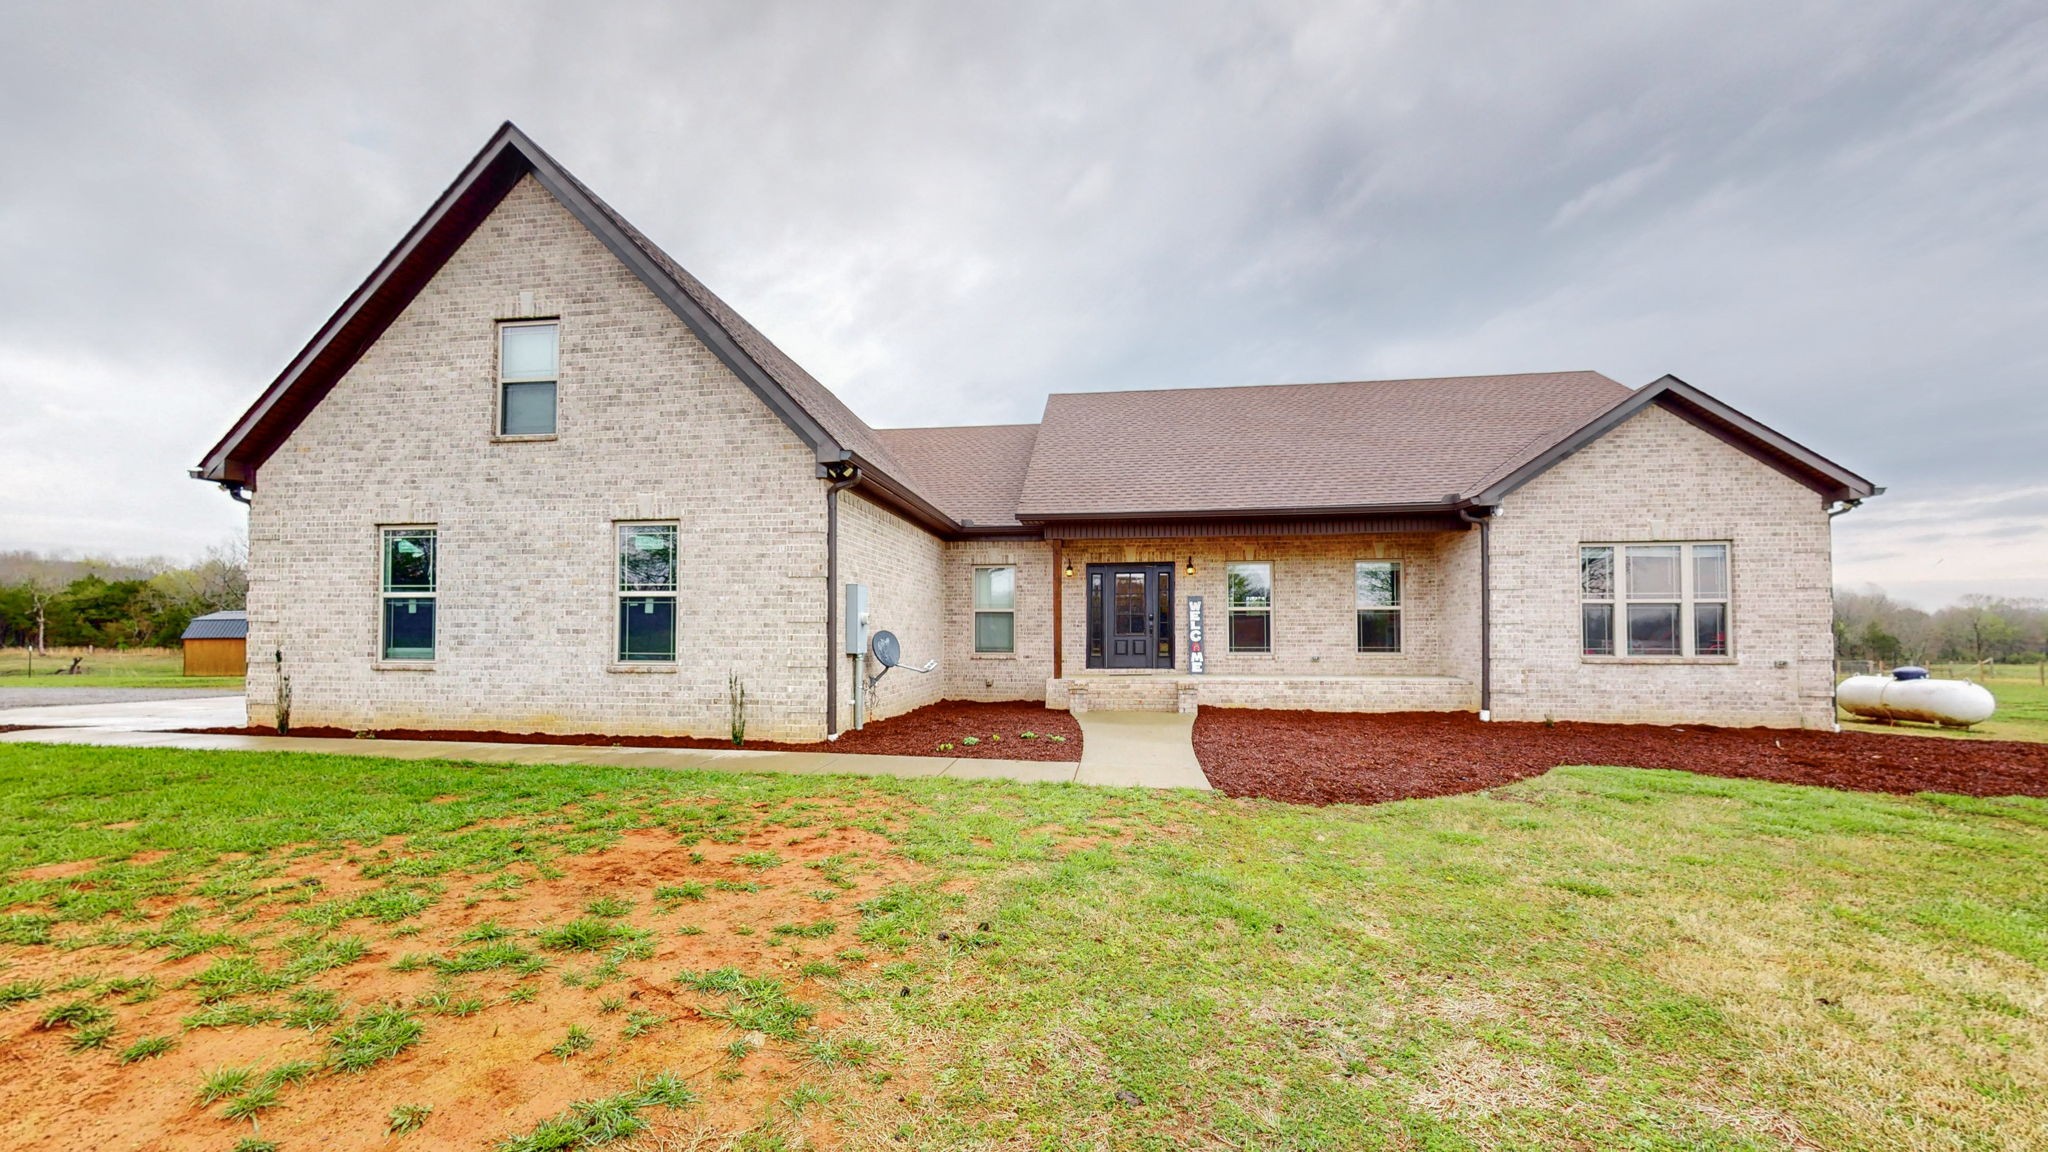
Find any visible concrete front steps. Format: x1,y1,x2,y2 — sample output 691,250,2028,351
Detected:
1048,674,1476,715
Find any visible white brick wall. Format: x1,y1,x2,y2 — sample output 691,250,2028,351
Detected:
241,175,1835,736
836,492,945,727
940,540,1055,701
1486,404,1837,728
246,176,833,742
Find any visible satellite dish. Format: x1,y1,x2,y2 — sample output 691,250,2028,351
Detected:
869,630,901,669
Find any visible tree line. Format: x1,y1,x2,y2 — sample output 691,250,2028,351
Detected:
0,543,247,651
1834,589,2048,667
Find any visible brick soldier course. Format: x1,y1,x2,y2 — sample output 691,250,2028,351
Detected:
194,124,1879,742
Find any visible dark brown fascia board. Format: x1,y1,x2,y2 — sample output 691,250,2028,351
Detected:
839,454,962,536
1469,374,1881,506
512,130,845,466
194,126,529,483
194,122,853,487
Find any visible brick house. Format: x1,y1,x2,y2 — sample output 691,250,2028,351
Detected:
193,124,1880,740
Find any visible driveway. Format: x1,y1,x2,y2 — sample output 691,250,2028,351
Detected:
0,687,244,710
0,693,246,732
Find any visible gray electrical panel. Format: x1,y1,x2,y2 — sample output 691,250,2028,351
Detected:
843,583,869,655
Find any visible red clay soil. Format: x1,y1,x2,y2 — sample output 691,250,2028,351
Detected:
1195,709,2048,806
185,698,1083,762
0,819,923,1150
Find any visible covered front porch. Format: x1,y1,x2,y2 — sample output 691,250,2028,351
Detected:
1037,516,1486,716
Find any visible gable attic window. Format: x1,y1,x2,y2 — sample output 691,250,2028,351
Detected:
1581,543,1730,658
380,527,436,661
617,524,678,662
498,321,558,436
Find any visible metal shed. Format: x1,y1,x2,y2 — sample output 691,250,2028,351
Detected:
180,610,248,677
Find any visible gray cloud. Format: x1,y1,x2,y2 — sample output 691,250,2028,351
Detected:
1,0,2043,599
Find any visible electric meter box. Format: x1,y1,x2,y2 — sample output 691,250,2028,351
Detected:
844,584,869,655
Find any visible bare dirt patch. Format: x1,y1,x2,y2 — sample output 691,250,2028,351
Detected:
0,819,926,1150
185,699,1082,762
1195,709,2048,805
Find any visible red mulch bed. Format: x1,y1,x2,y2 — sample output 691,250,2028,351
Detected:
183,699,1082,762
1195,709,2048,806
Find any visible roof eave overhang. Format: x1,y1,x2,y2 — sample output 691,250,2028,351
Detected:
1469,374,1881,507
838,452,962,536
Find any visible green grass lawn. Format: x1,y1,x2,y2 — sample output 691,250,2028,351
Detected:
0,647,243,692
1839,666,2048,744
1,743,2043,1149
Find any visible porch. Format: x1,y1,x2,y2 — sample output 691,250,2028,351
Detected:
1048,672,1477,715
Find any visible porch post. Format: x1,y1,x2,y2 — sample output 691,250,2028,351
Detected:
1051,539,1063,680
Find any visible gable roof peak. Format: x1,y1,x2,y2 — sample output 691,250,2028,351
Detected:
193,122,956,530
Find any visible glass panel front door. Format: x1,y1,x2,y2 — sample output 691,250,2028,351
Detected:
1093,564,1174,669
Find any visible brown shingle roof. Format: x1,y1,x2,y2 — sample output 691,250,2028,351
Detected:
874,424,1040,529
1013,371,1633,519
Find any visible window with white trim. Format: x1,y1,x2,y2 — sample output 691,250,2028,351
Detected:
617,524,677,662
1355,560,1401,652
1227,562,1272,652
973,566,1015,653
1581,542,1730,657
499,321,558,435
380,527,436,661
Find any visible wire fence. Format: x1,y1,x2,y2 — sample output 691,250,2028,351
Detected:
1835,658,2048,685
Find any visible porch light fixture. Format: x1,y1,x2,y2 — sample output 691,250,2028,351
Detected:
1063,558,1074,578
1185,556,1196,576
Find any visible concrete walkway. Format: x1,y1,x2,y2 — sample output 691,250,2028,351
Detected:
0,697,1213,790
1074,711,1213,789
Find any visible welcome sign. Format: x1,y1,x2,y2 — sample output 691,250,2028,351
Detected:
1187,595,1205,674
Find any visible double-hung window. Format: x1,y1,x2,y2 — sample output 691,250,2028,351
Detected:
973,566,1015,653
1356,560,1402,652
380,527,436,660
617,524,677,662
1227,562,1272,653
499,321,558,436
1581,542,1730,657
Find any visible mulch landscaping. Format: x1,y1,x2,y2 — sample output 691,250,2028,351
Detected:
185,699,1083,762
1194,709,2048,805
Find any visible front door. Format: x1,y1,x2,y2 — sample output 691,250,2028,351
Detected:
1090,564,1175,669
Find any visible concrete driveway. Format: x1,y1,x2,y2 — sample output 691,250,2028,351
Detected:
0,694,245,732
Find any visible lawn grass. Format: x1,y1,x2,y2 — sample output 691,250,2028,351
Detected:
0,646,243,691
0,742,2044,1148
1839,665,2048,743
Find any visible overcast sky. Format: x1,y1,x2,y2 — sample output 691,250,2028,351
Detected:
2,1,2042,606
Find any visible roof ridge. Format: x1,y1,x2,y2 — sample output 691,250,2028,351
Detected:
1043,370,1621,401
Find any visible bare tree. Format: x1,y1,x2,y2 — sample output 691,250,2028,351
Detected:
23,574,57,654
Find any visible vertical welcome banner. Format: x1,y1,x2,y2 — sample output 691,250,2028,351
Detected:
1187,595,1205,674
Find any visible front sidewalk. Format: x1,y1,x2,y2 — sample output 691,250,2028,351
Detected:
0,698,1214,791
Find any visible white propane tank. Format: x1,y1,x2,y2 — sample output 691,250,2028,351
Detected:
1837,667,1997,728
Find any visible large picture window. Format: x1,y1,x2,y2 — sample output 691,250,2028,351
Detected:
1227,562,1272,653
380,527,436,661
973,566,1015,653
617,524,677,662
499,321,558,436
1355,561,1402,652
1580,542,1730,658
